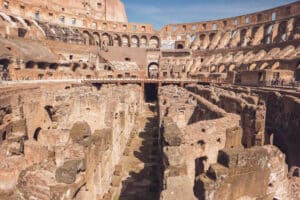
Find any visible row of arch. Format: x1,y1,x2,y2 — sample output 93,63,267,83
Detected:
82,30,161,48
192,16,300,50
199,44,299,67
204,61,282,73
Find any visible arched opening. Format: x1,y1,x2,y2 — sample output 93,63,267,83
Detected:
0,59,10,81
148,62,159,78
25,61,35,69
219,65,225,73
102,33,112,46
149,36,160,48
33,127,42,141
240,29,248,46
93,32,100,46
177,44,184,49
276,21,287,42
249,63,257,71
272,62,280,70
140,36,147,48
209,32,216,42
113,34,121,47
229,64,236,72
251,26,260,39
82,31,94,45
260,62,269,70
263,24,273,44
131,35,139,47
2,131,7,141
210,65,216,73
122,35,130,47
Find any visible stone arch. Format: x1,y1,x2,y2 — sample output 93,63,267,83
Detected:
251,26,260,39
140,36,148,48
210,65,216,73
249,63,257,71
122,35,130,47
240,29,248,46
25,61,36,69
93,32,100,46
0,59,10,80
260,62,269,70
33,127,42,141
199,34,206,41
272,61,280,70
82,30,94,45
148,62,159,78
112,34,121,47
209,32,216,42
149,36,160,48
219,64,226,73
177,44,184,49
102,32,112,46
292,17,300,39
263,23,273,44
229,64,236,72
276,21,288,42
131,35,139,47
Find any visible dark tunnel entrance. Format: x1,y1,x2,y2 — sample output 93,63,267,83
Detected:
144,83,158,102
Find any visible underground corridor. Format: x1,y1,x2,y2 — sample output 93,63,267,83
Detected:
144,83,158,102
118,102,162,200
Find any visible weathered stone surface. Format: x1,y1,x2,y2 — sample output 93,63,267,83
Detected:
55,159,85,184
163,118,182,146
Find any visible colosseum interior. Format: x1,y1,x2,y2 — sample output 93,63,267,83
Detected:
0,0,300,200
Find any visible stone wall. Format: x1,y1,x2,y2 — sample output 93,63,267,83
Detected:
0,83,142,199
186,84,266,148
197,145,290,200
158,85,241,200
219,86,300,168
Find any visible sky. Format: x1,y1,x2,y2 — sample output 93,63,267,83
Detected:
122,0,298,30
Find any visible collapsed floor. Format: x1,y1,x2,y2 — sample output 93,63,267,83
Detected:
0,83,299,200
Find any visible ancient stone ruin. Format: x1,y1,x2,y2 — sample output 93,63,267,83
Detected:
0,0,299,199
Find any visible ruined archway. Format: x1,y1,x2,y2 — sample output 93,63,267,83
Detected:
148,62,159,78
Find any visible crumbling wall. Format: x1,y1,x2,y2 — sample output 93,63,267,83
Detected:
196,145,290,200
186,84,266,148
0,83,142,199
158,85,241,200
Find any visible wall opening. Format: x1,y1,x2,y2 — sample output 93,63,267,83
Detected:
144,83,158,102
148,62,159,78
177,44,184,49
33,127,42,141
2,131,7,141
